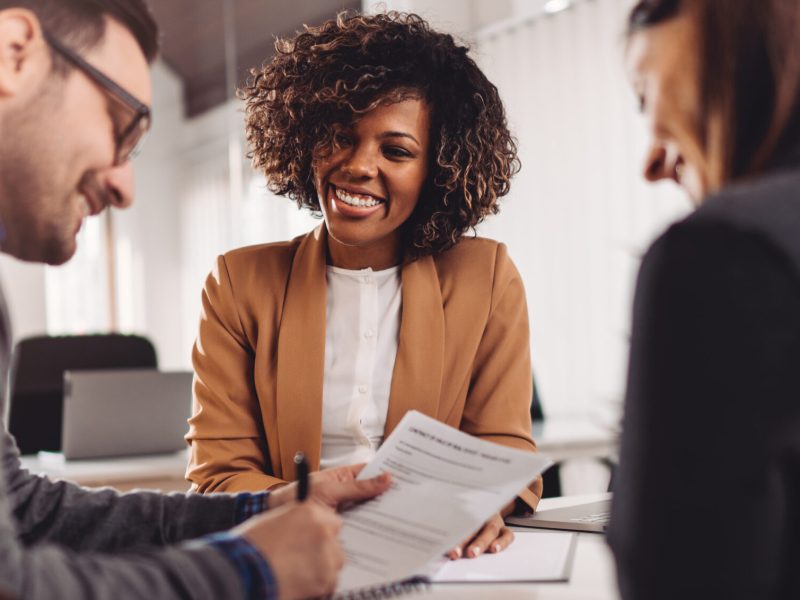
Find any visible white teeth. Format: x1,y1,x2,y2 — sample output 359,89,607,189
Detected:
334,186,381,208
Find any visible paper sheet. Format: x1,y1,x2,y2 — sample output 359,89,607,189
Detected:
431,530,576,583
336,410,552,593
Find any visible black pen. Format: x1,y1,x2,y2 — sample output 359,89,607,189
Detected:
294,451,309,501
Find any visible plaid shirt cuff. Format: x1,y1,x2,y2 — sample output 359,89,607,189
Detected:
234,492,270,523
206,532,278,600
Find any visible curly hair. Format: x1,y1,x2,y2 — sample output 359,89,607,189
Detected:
242,11,520,257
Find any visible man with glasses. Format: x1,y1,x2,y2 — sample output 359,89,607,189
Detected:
42,29,151,166
0,2,390,599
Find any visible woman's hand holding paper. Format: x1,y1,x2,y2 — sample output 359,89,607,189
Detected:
447,512,515,559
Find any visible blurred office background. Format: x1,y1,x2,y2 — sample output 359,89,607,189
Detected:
0,0,687,425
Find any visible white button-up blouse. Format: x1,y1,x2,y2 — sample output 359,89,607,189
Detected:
320,265,402,470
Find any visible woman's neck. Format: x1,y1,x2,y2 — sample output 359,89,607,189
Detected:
326,233,403,270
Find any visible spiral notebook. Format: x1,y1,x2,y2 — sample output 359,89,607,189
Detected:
334,530,577,598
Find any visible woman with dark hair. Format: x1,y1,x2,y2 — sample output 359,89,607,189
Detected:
186,12,541,558
609,0,800,598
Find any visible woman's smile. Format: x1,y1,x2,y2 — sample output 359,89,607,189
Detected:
314,97,431,269
329,183,385,218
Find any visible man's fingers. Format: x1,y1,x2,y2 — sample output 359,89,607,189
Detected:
310,463,367,488
326,472,392,503
338,463,367,480
317,463,368,484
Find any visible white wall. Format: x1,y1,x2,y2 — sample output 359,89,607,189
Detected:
0,256,47,343
118,61,187,369
361,0,691,419
175,98,319,368
474,0,689,419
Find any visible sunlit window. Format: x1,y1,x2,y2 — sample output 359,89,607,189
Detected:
44,215,110,335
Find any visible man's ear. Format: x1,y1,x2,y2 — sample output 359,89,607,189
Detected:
0,8,49,97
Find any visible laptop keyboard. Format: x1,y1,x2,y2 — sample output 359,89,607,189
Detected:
570,511,610,524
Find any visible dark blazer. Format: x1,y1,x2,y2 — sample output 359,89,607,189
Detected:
608,155,800,599
0,286,249,599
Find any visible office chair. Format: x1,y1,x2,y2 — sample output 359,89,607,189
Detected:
7,334,158,455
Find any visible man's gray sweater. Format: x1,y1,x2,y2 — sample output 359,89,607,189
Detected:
0,285,251,599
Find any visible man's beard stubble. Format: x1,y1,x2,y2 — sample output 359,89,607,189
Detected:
0,84,80,265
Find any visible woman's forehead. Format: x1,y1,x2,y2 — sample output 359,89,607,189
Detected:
624,14,698,84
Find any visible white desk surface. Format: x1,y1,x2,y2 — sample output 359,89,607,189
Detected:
19,450,188,484
417,494,619,599
18,417,616,484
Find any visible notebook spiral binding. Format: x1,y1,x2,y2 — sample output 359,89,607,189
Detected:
332,576,430,599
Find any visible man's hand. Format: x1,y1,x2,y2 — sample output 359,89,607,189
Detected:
268,464,391,510
446,513,514,559
233,500,344,600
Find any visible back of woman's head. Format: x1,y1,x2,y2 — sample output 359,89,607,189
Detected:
629,0,800,183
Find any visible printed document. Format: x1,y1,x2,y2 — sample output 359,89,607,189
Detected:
336,410,552,593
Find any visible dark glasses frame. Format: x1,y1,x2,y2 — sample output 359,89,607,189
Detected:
42,29,151,165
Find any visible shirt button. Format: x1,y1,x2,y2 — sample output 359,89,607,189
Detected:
358,385,368,394
364,329,375,339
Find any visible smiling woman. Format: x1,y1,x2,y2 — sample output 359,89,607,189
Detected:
244,12,519,260
186,11,540,559
314,97,431,270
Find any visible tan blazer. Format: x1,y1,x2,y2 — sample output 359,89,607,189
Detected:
186,225,542,509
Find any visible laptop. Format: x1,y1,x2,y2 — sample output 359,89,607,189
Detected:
506,496,612,534
59,369,193,460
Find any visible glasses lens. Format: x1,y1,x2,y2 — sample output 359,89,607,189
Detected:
116,112,151,165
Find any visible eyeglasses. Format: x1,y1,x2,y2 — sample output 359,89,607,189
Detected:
42,29,151,166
